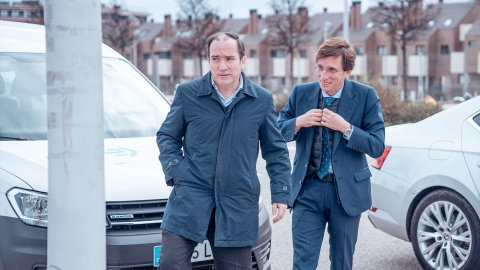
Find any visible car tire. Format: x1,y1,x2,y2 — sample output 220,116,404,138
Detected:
410,189,480,270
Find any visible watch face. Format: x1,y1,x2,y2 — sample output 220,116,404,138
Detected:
344,126,352,136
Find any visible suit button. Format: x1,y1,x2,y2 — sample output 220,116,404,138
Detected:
283,186,288,191
300,180,302,184
305,164,307,168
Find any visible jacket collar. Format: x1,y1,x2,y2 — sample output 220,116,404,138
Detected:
197,72,258,98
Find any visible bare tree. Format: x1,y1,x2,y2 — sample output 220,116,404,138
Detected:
265,0,311,91
175,0,224,77
370,0,440,98
102,2,137,55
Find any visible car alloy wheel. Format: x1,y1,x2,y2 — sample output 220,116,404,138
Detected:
411,189,480,270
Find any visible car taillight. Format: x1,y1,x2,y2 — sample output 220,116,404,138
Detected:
371,146,391,170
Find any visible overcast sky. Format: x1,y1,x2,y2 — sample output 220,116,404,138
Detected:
98,0,470,23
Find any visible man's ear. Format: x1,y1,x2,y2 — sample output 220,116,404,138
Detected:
241,56,246,70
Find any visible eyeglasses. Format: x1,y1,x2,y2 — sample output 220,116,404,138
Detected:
314,65,340,74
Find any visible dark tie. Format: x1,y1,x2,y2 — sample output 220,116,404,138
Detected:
317,97,336,179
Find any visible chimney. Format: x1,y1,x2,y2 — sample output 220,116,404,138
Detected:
298,6,308,19
229,14,233,19
297,7,308,32
323,8,328,13
163,14,172,38
248,9,259,35
298,6,308,15
205,12,213,22
350,1,361,30
439,0,443,3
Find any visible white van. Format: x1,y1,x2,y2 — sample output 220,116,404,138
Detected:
0,21,272,270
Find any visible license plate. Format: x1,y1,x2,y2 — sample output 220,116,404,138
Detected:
153,240,213,266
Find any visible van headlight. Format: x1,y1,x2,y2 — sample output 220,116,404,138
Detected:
258,195,264,213
6,188,48,227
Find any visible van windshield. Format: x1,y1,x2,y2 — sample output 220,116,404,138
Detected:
0,53,170,140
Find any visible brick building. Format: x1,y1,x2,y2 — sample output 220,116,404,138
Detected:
1,0,478,99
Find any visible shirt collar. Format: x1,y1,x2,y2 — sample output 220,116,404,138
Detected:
322,85,343,99
211,74,244,106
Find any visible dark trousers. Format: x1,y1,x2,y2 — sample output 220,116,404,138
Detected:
158,209,252,270
292,175,361,270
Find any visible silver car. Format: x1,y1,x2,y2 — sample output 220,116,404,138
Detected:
368,96,480,270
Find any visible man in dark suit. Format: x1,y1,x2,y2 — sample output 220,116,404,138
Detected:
157,32,291,269
278,37,385,270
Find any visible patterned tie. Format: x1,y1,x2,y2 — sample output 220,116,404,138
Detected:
317,97,336,179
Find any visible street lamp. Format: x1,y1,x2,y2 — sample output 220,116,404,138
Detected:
133,29,141,67
324,21,331,42
343,0,349,41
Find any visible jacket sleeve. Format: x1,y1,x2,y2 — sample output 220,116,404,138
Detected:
277,86,300,142
156,87,186,186
260,94,292,207
345,86,385,158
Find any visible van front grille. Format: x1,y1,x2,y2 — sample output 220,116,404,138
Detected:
106,200,167,235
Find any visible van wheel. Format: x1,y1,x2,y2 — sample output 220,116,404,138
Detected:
410,189,480,270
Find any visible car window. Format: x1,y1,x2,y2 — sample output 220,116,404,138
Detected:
473,113,480,127
0,53,170,140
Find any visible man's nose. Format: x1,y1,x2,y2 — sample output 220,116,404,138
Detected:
219,60,228,70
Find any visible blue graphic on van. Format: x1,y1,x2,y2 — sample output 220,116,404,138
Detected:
105,148,137,157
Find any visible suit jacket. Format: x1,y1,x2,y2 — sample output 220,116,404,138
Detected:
278,79,385,216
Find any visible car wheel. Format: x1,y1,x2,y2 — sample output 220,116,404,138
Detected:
411,189,480,270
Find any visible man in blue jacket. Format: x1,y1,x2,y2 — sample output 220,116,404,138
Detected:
156,32,292,269
278,37,385,270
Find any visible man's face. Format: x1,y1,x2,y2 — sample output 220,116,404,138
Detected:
316,55,351,96
209,37,246,91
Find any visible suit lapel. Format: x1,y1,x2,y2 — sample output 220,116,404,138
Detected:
302,82,320,114
333,79,356,155
302,83,320,151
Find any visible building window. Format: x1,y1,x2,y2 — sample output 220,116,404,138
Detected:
182,52,193,59
377,46,387,56
458,74,466,84
270,49,285,58
440,45,450,55
157,51,171,59
355,46,363,55
299,50,307,58
416,45,425,55
392,76,398,85
0,10,8,17
143,53,151,61
24,10,30,17
250,50,257,58
468,40,477,47
126,53,131,61
11,10,19,17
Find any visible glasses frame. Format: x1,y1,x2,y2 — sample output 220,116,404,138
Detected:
314,65,341,75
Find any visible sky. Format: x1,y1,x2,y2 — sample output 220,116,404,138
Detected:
99,0,470,23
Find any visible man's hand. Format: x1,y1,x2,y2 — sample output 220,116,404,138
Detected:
272,203,288,224
321,108,350,133
295,109,323,131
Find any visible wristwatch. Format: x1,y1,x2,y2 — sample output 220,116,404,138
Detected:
343,124,353,137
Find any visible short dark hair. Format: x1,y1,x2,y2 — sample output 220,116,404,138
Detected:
206,32,246,60
315,37,356,71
